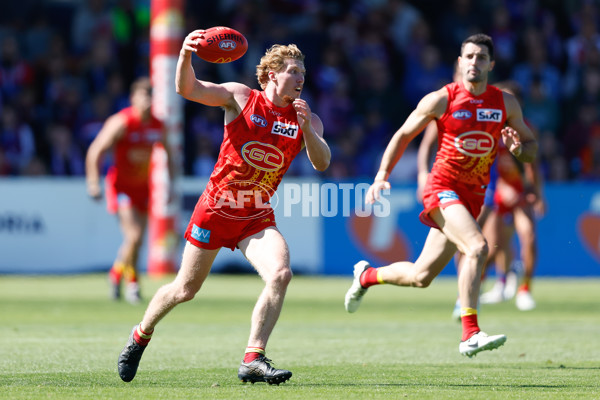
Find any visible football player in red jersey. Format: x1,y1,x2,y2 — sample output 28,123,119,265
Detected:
117,30,330,385
345,34,537,357
86,77,174,304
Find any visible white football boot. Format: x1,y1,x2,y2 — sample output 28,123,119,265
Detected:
344,261,371,313
503,270,518,300
479,280,505,304
459,331,507,357
516,290,536,311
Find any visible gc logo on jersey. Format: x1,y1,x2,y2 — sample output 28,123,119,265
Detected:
454,131,494,157
271,121,299,139
242,141,285,172
476,108,503,122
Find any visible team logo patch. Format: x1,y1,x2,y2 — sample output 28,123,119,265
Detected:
242,141,285,172
250,114,268,127
191,224,211,243
454,131,494,157
271,121,299,139
452,110,472,120
438,190,459,204
476,108,503,122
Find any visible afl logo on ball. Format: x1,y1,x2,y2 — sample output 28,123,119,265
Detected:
242,141,285,172
219,40,237,51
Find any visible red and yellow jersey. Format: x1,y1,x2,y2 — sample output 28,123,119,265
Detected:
203,89,304,209
431,81,507,188
108,106,165,189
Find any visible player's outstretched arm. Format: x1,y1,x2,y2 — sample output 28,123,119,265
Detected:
366,89,446,204
175,29,250,110
85,113,126,200
416,121,438,202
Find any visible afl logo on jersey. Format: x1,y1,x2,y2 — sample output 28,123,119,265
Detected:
454,131,494,157
242,141,285,172
452,110,472,120
250,114,268,127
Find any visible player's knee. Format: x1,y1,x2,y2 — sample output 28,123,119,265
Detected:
413,271,434,288
268,265,292,288
172,282,201,303
466,239,488,262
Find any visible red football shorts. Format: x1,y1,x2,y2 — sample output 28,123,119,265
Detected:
184,194,277,251
493,179,525,216
105,169,149,214
420,173,487,229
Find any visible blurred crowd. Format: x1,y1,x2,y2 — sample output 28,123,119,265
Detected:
1,0,599,181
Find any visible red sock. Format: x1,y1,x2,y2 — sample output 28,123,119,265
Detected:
461,314,480,341
359,267,381,288
519,283,530,292
133,325,153,346
244,347,265,363
109,263,124,284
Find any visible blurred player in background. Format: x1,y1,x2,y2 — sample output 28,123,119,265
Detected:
479,81,546,311
85,77,174,304
344,34,538,357
117,30,330,385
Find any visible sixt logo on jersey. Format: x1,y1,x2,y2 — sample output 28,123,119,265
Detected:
454,131,494,157
250,114,268,127
452,110,472,120
477,108,503,122
271,121,299,139
242,141,285,172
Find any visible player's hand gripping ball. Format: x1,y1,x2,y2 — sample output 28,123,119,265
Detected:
195,26,248,63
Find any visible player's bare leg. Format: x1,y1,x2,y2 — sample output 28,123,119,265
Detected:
514,206,537,310
237,226,293,385
433,205,506,356
380,227,457,286
345,224,456,312
111,204,147,302
118,243,219,382
346,204,506,357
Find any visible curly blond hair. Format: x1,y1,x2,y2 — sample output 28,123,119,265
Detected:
256,44,305,89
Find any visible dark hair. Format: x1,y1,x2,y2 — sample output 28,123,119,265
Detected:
130,76,152,94
461,34,495,60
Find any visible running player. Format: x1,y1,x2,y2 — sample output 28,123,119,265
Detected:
86,77,174,304
344,34,537,357
117,30,330,384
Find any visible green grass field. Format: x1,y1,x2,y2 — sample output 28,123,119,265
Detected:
0,273,598,399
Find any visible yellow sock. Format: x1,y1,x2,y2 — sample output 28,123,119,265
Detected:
376,269,385,284
123,264,137,283
461,307,477,317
